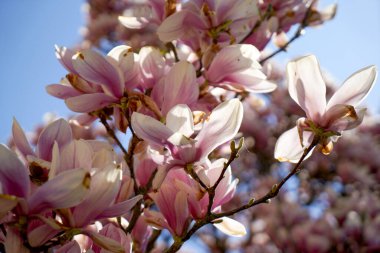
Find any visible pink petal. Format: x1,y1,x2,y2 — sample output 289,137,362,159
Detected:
131,112,173,146
274,126,314,163
138,47,165,89
206,44,261,83
82,229,124,253
174,191,189,236
72,168,121,227
161,61,199,115
60,140,93,172
0,144,30,198
46,84,81,99
195,98,243,159
287,55,327,123
12,118,35,158
37,118,72,161
65,93,117,113
97,195,143,219
98,223,132,253
72,49,124,97
326,65,377,110
28,168,91,214
55,45,77,74
157,10,207,42
28,224,61,247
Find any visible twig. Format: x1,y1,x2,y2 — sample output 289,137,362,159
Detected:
166,42,179,62
146,229,162,253
98,113,128,157
259,0,317,64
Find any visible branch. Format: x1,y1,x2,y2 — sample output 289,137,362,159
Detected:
259,0,317,64
215,136,319,218
164,136,319,253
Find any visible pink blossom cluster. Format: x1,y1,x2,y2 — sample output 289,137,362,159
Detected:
1,0,379,252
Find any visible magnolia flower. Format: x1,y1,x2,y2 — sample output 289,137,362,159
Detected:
275,55,377,162
131,98,243,167
204,44,277,93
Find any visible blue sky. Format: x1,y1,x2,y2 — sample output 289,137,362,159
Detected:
0,0,379,143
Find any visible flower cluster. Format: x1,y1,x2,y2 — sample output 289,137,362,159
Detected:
1,0,378,252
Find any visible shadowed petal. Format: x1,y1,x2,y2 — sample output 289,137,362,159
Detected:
28,168,90,214
46,84,81,99
12,118,35,158
37,119,72,161
132,112,173,146
65,93,117,113
72,49,124,97
0,144,30,198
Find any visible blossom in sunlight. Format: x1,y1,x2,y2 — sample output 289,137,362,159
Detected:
275,55,377,163
131,98,243,168
203,44,277,93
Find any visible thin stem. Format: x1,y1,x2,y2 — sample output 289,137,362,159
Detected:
99,113,128,157
216,136,319,218
146,229,162,253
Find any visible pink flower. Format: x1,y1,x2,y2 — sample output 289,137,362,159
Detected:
204,44,277,93
275,55,377,162
131,98,243,167
157,0,259,51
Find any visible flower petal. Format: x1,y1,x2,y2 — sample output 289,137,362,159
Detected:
0,144,30,198
65,93,117,113
55,45,77,74
287,55,327,123
28,168,90,214
195,98,243,159
327,65,377,110
213,217,246,237
46,84,81,99
12,118,35,158
97,195,142,219
37,119,72,161
166,104,194,137
138,47,165,89
161,61,199,115
72,49,124,97
55,241,81,253
274,126,314,163
82,229,124,253
72,168,121,227
60,140,93,172
131,112,173,147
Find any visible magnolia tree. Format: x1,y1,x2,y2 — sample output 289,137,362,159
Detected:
1,1,379,253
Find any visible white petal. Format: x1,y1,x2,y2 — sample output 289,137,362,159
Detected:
131,112,173,146
327,65,377,110
195,99,243,159
213,217,246,237
287,55,327,123
166,104,194,137
274,126,314,163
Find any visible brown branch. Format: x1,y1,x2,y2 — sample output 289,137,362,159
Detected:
164,136,319,253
